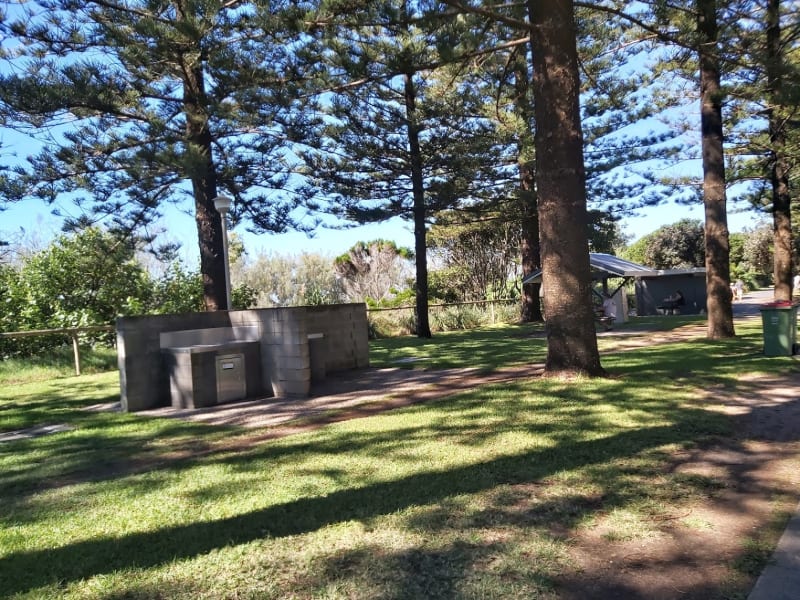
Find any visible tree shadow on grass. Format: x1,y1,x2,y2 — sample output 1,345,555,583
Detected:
0,376,121,432
0,371,667,505
0,349,731,529
1,333,764,502
2,336,794,596
308,539,561,599
0,414,724,597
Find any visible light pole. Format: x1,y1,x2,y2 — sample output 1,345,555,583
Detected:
212,195,233,310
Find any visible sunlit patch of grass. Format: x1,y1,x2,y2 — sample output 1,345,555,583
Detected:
597,507,664,542
681,516,716,530
369,322,548,370
0,321,793,599
0,371,121,431
0,346,117,385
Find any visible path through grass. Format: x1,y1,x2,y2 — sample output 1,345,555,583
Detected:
1,318,795,599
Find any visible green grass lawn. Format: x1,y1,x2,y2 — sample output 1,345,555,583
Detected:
0,346,117,386
0,318,795,599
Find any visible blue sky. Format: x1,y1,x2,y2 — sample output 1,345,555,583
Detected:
1,111,767,261
0,46,767,262
1,186,765,264
0,112,766,262
3,118,768,262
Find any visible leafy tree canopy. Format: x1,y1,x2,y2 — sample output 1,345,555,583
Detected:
621,218,705,269
334,239,413,303
1,227,150,334
237,250,345,308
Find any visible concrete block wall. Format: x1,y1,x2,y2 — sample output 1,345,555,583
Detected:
304,303,370,372
251,307,311,398
116,303,369,412
117,311,235,412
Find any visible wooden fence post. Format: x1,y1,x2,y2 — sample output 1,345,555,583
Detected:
0,325,114,376
71,332,81,376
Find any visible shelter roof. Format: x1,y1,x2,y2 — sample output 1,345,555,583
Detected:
522,253,657,284
650,267,706,277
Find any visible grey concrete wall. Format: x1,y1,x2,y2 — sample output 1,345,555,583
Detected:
117,311,235,412
116,304,369,412
304,303,370,372
247,307,311,398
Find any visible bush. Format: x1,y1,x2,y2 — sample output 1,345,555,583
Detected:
493,302,520,324
367,300,519,338
431,305,486,331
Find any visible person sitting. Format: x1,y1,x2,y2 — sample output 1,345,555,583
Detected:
733,279,744,301
600,293,617,330
659,290,685,315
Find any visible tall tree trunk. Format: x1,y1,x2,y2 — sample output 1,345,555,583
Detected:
187,113,227,311
697,0,735,338
404,70,432,338
514,47,543,322
178,2,226,311
527,0,604,376
766,0,793,301
519,162,542,322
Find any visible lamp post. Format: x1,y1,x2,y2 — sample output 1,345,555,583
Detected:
212,195,233,310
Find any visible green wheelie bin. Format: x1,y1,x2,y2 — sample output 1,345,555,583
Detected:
759,301,799,356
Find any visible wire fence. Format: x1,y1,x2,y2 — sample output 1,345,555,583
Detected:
0,299,523,371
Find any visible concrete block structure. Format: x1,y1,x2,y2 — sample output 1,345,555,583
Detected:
116,304,369,412
162,341,262,409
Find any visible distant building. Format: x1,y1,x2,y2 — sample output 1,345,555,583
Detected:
522,253,707,317
635,269,707,316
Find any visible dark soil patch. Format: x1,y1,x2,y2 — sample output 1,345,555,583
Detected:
554,371,800,600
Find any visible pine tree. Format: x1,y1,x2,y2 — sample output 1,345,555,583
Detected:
696,0,736,338
723,0,799,300
589,1,737,337
302,0,511,337
763,0,795,300
437,2,686,323
527,0,605,375
0,0,313,310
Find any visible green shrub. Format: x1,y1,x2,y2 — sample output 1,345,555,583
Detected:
368,301,519,338
431,305,486,331
493,302,520,324
367,308,416,338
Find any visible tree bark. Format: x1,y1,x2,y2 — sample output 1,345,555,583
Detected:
514,47,543,322
178,1,227,311
404,70,432,338
766,0,793,302
697,0,735,338
527,0,604,376
519,164,542,322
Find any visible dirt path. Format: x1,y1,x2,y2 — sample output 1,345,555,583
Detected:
555,370,800,599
